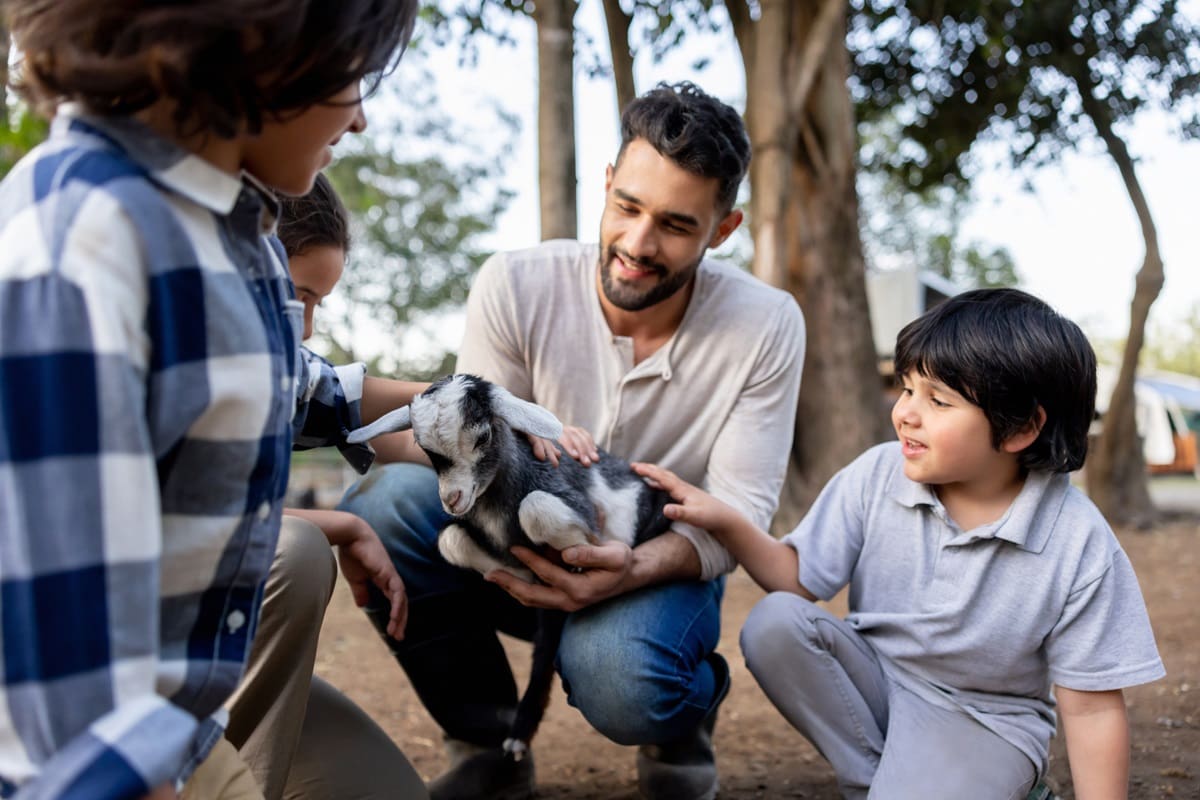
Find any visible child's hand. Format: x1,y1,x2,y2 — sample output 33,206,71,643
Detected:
334,514,408,640
528,425,599,467
631,462,738,534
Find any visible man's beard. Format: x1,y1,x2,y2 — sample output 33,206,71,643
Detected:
598,243,700,312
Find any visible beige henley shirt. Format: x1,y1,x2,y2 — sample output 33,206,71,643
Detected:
456,240,805,579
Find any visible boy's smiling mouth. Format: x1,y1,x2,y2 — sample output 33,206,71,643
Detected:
900,437,927,456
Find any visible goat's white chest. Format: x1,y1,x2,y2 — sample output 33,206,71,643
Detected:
473,504,513,552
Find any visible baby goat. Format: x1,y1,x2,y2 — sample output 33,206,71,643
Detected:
347,374,673,758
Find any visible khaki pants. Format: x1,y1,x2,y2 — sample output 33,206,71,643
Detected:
201,516,427,800
181,738,263,800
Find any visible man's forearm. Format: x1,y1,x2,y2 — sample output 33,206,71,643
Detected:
624,531,703,590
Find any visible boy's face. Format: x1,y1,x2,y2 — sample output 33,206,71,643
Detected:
892,370,1017,491
289,245,345,340
242,83,366,196
597,138,741,313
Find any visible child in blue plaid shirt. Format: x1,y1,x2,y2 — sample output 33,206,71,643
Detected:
0,2,423,798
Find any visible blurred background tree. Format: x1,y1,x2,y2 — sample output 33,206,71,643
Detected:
849,0,1200,526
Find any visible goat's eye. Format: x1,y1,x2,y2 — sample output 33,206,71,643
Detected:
475,429,492,450
425,450,450,471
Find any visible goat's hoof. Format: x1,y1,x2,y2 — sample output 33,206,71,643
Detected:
502,737,529,762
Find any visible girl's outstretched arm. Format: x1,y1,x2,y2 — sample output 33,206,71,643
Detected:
632,463,816,600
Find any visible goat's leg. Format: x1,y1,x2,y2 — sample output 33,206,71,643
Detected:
518,491,595,550
438,523,535,582
504,608,567,759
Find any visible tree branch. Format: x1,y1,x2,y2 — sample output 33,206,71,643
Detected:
789,0,844,121
601,0,636,116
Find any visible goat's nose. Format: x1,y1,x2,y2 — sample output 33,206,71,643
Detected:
445,490,462,510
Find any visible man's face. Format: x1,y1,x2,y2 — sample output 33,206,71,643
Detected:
597,139,741,312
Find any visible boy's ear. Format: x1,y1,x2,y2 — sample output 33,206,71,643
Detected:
1001,406,1047,454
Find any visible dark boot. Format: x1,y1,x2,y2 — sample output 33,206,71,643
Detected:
636,652,730,800
427,738,535,800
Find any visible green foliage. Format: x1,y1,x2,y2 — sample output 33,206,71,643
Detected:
849,0,1200,190
1143,303,1200,377
858,119,1019,290
314,67,516,379
0,105,49,179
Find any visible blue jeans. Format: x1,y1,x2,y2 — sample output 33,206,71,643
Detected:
338,463,728,748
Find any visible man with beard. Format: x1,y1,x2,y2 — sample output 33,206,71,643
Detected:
339,82,805,800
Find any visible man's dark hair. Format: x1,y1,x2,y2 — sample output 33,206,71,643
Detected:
7,0,418,139
278,173,351,258
894,288,1097,473
616,81,751,215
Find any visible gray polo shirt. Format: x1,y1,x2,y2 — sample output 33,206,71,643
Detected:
783,442,1165,768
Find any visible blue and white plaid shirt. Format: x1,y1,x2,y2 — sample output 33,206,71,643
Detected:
0,107,371,798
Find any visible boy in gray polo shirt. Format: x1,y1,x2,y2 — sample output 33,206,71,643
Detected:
634,288,1164,799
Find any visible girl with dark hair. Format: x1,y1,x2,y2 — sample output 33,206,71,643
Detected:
0,1,425,797
635,289,1164,799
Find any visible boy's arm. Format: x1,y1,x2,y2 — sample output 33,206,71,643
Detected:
360,376,428,425
282,508,408,639
1056,686,1129,800
632,463,816,599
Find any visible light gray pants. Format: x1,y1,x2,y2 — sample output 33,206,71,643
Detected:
223,517,428,800
740,593,1037,800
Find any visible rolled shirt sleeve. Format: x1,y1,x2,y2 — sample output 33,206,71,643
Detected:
291,348,373,473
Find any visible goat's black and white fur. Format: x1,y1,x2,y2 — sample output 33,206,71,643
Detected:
347,374,673,756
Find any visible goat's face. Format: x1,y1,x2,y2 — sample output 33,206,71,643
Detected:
410,376,504,517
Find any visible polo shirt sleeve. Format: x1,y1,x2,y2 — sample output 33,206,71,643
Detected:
457,253,533,399
782,446,881,601
1045,546,1166,692
681,295,805,579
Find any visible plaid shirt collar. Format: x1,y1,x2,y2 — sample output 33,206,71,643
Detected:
54,103,280,231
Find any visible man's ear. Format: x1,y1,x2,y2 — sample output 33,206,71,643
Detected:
1002,406,1048,454
709,208,743,249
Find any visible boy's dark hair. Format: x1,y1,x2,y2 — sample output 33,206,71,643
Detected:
894,288,1097,473
617,81,751,215
278,173,351,258
7,0,418,139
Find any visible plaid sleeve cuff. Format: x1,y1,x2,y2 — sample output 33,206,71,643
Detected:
10,696,197,800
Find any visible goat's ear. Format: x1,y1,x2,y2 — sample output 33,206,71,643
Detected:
489,385,564,440
346,405,412,444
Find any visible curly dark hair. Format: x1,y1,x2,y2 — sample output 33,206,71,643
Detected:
278,172,351,257
894,288,1098,474
6,0,418,139
617,81,751,215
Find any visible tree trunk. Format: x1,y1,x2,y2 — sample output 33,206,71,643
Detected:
2,19,9,129
1077,74,1163,528
533,0,578,241
601,0,636,116
736,0,889,528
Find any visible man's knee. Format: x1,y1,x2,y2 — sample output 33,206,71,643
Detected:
557,634,710,746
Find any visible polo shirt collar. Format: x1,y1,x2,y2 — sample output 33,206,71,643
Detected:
55,103,254,217
887,458,1071,553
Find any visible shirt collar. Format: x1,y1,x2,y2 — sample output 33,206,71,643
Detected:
54,103,254,218
886,454,1070,553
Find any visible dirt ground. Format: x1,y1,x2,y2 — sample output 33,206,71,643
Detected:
314,516,1200,799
